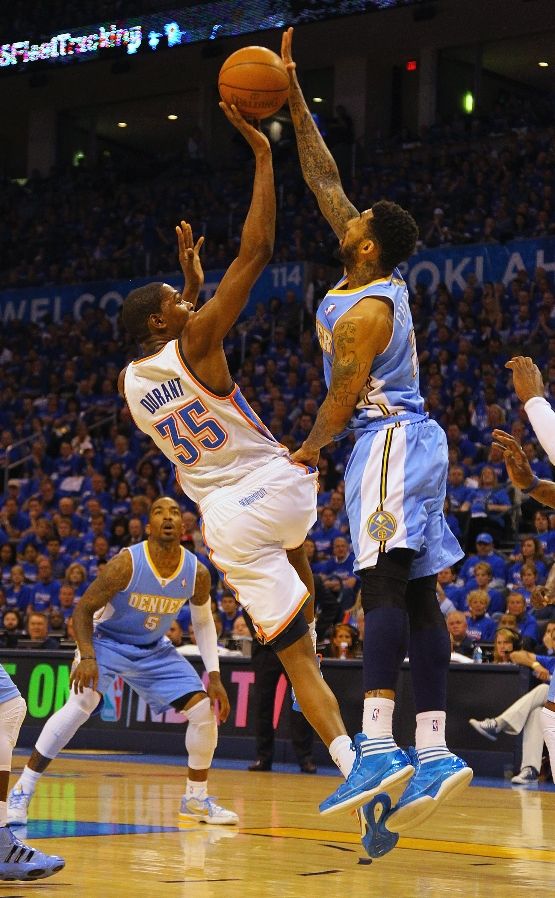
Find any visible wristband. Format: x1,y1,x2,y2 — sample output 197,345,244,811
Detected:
521,476,539,495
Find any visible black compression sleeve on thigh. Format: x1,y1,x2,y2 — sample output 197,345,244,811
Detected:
360,548,415,614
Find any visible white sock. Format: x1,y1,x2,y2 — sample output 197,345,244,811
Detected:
363,697,394,739
541,707,555,774
415,711,450,761
186,779,208,801
18,766,42,794
0,802,6,828
308,619,317,654
329,735,355,778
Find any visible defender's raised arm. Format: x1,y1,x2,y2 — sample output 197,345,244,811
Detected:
282,27,358,239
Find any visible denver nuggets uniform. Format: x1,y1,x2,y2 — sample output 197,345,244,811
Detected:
0,666,21,705
89,542,203,713
316,272,463,577
125,342,318,643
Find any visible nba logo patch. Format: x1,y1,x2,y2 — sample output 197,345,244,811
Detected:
367,510,397,542
100,676,124,722
324,303,336,315
372,708,379,721
432,719,438,732
181,578,187,587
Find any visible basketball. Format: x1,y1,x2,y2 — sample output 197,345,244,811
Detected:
218,46,289,120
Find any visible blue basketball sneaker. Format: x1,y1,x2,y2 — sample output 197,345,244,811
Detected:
358,793,399,859
319,734,414,817
385,746,473,833
0,826,64,881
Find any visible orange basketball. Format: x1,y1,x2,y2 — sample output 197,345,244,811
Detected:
218,46,289,120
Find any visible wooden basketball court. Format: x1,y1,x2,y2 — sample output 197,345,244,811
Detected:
8,751,555,896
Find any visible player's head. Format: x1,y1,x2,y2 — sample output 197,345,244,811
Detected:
146,497,182,544
122,283,193,345
339,201,418,274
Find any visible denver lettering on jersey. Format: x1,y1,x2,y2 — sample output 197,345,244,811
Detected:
128,594,186,615
316,319,333,355
139,378,184,415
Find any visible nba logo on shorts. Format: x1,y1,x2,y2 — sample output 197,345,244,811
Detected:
100,676,124,722
432,719,438,732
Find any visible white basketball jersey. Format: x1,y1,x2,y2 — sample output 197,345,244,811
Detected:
124,340,288,508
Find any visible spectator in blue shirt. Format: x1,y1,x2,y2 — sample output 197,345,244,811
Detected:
446,465,472,513
506,592,540,648
44,536,72,581
28,557,60,615
532,510,555,556
0,543,16,588
310,507,343,560
4,565,32,613
465,590,497,643
464,466,512,549
219,590,243,637
459,533,507,587
313,536,359,614
65,562,88,599
55,517,83,558
437,567,466,611
461,561,506,614
57,583,77,622
523,441,552,481
507,537,549,586
20,543,39,584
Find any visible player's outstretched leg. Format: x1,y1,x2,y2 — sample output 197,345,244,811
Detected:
8,689,99,826
178,696,238,825
0,690,65,881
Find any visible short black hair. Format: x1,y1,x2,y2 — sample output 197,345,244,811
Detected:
121,283,165,343
367,200,418,272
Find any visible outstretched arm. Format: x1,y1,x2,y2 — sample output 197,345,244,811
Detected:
176,220,205,309
282,27,358,238
189,103,274,348
493,429,555,508
292,298,392,466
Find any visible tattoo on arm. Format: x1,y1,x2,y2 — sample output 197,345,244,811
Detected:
531,481,555,509
329,322,363,407
190,561,212,606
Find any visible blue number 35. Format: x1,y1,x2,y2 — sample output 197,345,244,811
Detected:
154,398,228,466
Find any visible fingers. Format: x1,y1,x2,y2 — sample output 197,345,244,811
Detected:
193,235,204,253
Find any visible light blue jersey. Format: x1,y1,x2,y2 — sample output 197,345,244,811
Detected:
95,542,197,646
316,270,425,436
316,270,462,577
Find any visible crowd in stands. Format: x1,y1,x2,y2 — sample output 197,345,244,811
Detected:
1,108,554,290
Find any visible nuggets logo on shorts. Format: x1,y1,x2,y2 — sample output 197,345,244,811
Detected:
367,510,397,542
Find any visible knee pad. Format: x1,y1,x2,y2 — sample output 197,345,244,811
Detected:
0,696,27,766
184,696,218,771
35,688,100,760
360,548,414,614
405,574,444,630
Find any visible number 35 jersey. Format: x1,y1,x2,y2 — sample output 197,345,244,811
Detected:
124,340,288,508
94,541,197,645
316,270,425,437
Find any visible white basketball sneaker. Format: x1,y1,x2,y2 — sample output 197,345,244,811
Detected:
7,784,32,826
179,796,239,825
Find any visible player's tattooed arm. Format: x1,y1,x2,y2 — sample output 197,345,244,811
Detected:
72,550,132,663
292,300,392,465
190,560,212,607
282,27,358,239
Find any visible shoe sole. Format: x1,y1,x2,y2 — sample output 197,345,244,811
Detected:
469,720,497,742
178,813,238,826
7,819,28,827
320,764,414,817
387,767,473,833
0,862,65,881
511,777,539,786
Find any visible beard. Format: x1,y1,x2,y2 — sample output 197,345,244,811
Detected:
338,240,357,269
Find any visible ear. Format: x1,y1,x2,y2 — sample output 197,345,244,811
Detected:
148,311,166,332
360,238,377,260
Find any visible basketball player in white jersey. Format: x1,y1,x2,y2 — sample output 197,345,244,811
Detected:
281,27,472,835
8,497,237,826
492,356,555,789
118,102,397,817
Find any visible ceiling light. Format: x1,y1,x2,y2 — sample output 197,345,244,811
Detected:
117,121,127,128
312,97,323,103
167,114,178,120
538,61,549,67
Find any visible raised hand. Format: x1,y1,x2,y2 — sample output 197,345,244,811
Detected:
176,220,204,294
492,429,536,490
505,356,546,404
281,26,296,77
219,102,270,154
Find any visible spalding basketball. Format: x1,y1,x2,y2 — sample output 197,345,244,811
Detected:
218,46,289,120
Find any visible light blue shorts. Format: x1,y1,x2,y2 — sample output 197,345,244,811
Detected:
345,418,464,579
0,665,21,704
92,633,204,714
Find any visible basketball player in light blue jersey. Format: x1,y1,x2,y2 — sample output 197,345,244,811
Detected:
282,27,472,840
0,667,64,880
8,497,237,827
